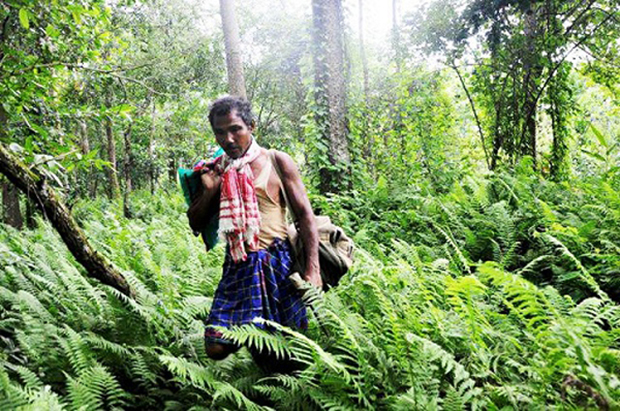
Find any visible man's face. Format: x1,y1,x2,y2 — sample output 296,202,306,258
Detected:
211,109,254,159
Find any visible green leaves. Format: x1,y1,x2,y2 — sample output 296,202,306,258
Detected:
591,123,608,149
19,8,29,29
45,24,61,38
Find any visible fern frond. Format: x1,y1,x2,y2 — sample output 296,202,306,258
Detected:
434,225,471,274
13,365,44,391
478,262,557,335
218,325,295,361
59,326,95,375
66,365,127,410
306,387,360,411
211,381,268,411
159,355,217,390
128,352,159,388
515,255,551,277
0,367,29,410
405,333,482,408
543,234,609,301
254,319,352,383
445,275,490,346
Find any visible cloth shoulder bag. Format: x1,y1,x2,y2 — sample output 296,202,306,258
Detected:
268,150,354,291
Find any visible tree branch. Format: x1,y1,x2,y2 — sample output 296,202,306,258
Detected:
14,63,170,96
449,62,491,169
519,10,617,145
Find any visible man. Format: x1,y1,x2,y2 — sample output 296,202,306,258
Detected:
188,96,321,361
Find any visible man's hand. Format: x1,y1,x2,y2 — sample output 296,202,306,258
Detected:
188,166,221,233
199,167,221,192
303,267,323,289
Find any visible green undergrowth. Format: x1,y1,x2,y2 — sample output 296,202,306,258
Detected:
1,171,620,409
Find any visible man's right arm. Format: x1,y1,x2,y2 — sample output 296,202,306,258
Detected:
187,170,220,233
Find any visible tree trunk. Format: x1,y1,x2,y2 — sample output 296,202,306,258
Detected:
149,100,156,194
78,120,95,198
358,0,374,173
220,0,247,99
0,143,132,296
168,156,177,184
521,6,542,168
25,198,36,229
392,0,402,72
2,180,23,230
312,0,350,193
105,114,121,199
79,121,90,155
549,64,571,181
123,124,133,218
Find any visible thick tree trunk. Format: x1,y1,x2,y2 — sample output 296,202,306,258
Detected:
312,0,350,193
521,6,542,168
2,180,23,229
220,0,247,99
0,143,132,296
105,114,121,199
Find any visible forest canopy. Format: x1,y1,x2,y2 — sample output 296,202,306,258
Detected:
1,0,620,409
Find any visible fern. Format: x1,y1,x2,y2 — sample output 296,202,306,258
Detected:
66,365,127,410
434,224,472,274
159,355,218,391
542,233,610,301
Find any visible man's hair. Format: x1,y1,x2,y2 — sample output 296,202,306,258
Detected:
208,96,254,128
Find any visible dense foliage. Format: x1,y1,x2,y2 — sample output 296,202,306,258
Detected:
2,167,620,409
1,0,620,409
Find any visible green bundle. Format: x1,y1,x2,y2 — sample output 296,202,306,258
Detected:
178,167,220,250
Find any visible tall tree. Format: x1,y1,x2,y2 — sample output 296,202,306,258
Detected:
220,0,247,99
409,0,619,177
312,0,350,193
358,0,373,170
104,103,121,199
392,0,402,72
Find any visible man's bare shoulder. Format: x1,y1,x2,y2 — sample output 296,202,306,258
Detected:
271,150,298,175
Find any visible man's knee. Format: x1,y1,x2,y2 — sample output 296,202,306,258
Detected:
206,342,238,360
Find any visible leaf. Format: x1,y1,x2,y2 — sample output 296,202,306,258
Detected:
581,149,605,163
45,24,61,38
19,8,29,29
72,11,82,25
590,123,608,149
111,104,134,116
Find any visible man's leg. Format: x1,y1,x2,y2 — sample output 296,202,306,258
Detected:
205,327,240,360
248,344,305,374
206,342,240,360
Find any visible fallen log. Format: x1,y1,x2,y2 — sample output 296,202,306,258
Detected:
0,142,132,297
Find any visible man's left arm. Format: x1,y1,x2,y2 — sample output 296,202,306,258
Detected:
274,151,322,289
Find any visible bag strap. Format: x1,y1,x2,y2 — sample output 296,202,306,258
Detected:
268,149,300,224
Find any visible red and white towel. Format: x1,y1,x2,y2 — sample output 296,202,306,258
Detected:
216,139,261,262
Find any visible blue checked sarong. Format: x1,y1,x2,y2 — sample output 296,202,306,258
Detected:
205,238,307,345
